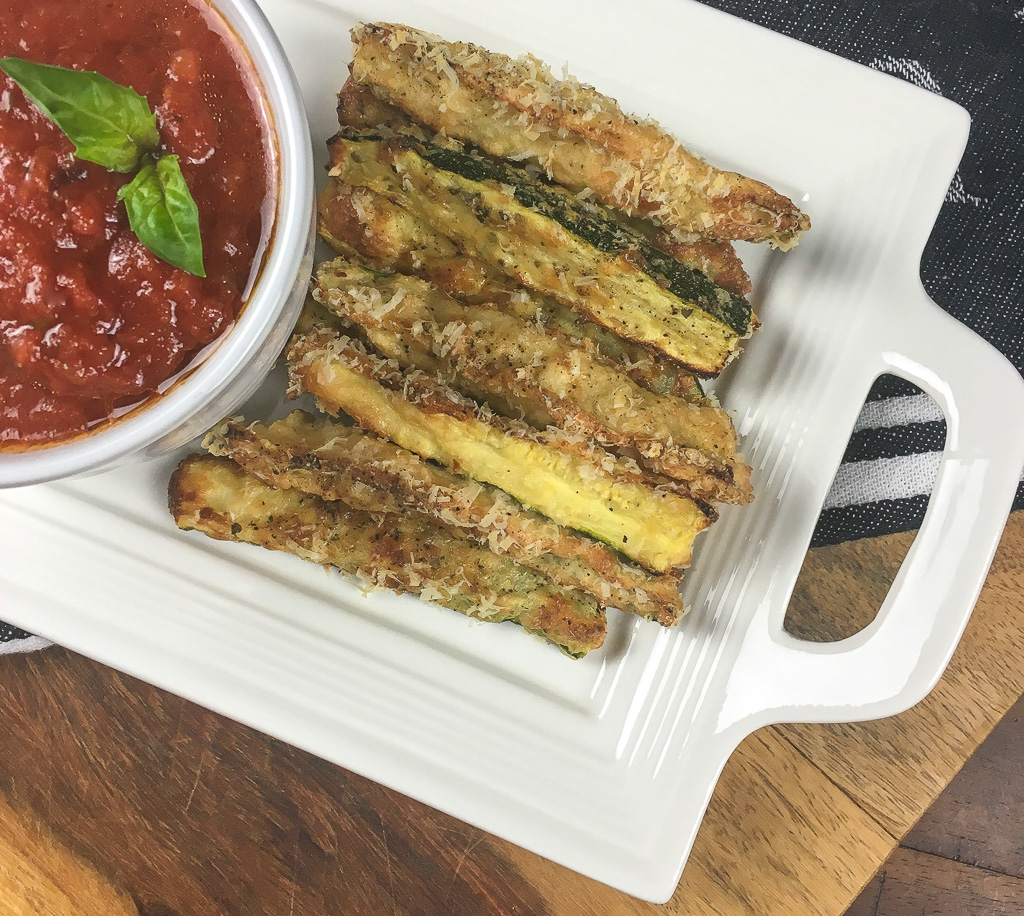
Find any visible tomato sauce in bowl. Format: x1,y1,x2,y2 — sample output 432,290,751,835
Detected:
0,0,275,448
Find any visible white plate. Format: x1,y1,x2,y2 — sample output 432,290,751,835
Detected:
4,0,1024,903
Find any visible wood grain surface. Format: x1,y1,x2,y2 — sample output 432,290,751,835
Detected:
0,794,138,916
903,697,1024,877
846,692,1024,916
0,509,1021,915
850,848,1024,916
782,516,1024,840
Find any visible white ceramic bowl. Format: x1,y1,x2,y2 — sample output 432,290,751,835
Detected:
0,0,314,489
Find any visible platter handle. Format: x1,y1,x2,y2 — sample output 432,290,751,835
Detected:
723,279,1024,726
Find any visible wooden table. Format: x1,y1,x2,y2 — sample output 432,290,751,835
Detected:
1,510,1022,915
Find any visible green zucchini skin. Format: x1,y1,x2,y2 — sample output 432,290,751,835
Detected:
327,128,753,376
418,142,751,336
329,129,753,367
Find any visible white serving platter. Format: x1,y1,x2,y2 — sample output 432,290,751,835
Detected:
4,0,1024,903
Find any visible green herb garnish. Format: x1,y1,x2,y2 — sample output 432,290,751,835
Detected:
0,58,158,171
0,57,205,276
118,156,206,277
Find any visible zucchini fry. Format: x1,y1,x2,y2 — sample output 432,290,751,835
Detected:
349,22,809,248
318,177,719,399
317,180,498,297
334,79,753,299
329,130,751,375
313,260,752,503
170,454,607,657
337,70,418,133
207,411,687,625
644,232,752,299
286,327,713,572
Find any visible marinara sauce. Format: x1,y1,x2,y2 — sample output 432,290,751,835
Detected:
0,0,274,447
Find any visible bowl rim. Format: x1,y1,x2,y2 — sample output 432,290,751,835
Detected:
0,0,314,488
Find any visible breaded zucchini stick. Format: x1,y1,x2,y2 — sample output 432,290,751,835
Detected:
318,180,704,400
337,71,419,134
207,412,687,625
643,232,752,300
328,130,752,375
319,178,746,403
313,260,752,503
170,455,607,657
349,22,809,247
286,327,713,572
334,78,752,298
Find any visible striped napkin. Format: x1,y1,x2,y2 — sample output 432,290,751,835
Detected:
813,377,950,547
2,0,1021,653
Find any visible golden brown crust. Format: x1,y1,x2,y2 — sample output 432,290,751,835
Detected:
327,133,746,376
312,259,753,503
170,454,607,656
286,326,714,573
287,324,688,494
317,178,708,400
350,22,809,247
334,76,754,298
337,70,414,131
207,412,687,625
647,233,752,299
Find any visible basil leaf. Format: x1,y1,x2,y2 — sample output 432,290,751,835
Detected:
118,156,206,277
0,57,159,172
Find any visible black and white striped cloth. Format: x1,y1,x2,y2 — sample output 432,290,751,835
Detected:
2,0,1022,653
812,375,952,547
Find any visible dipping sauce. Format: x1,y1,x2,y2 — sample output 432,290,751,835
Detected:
0,0,274,447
